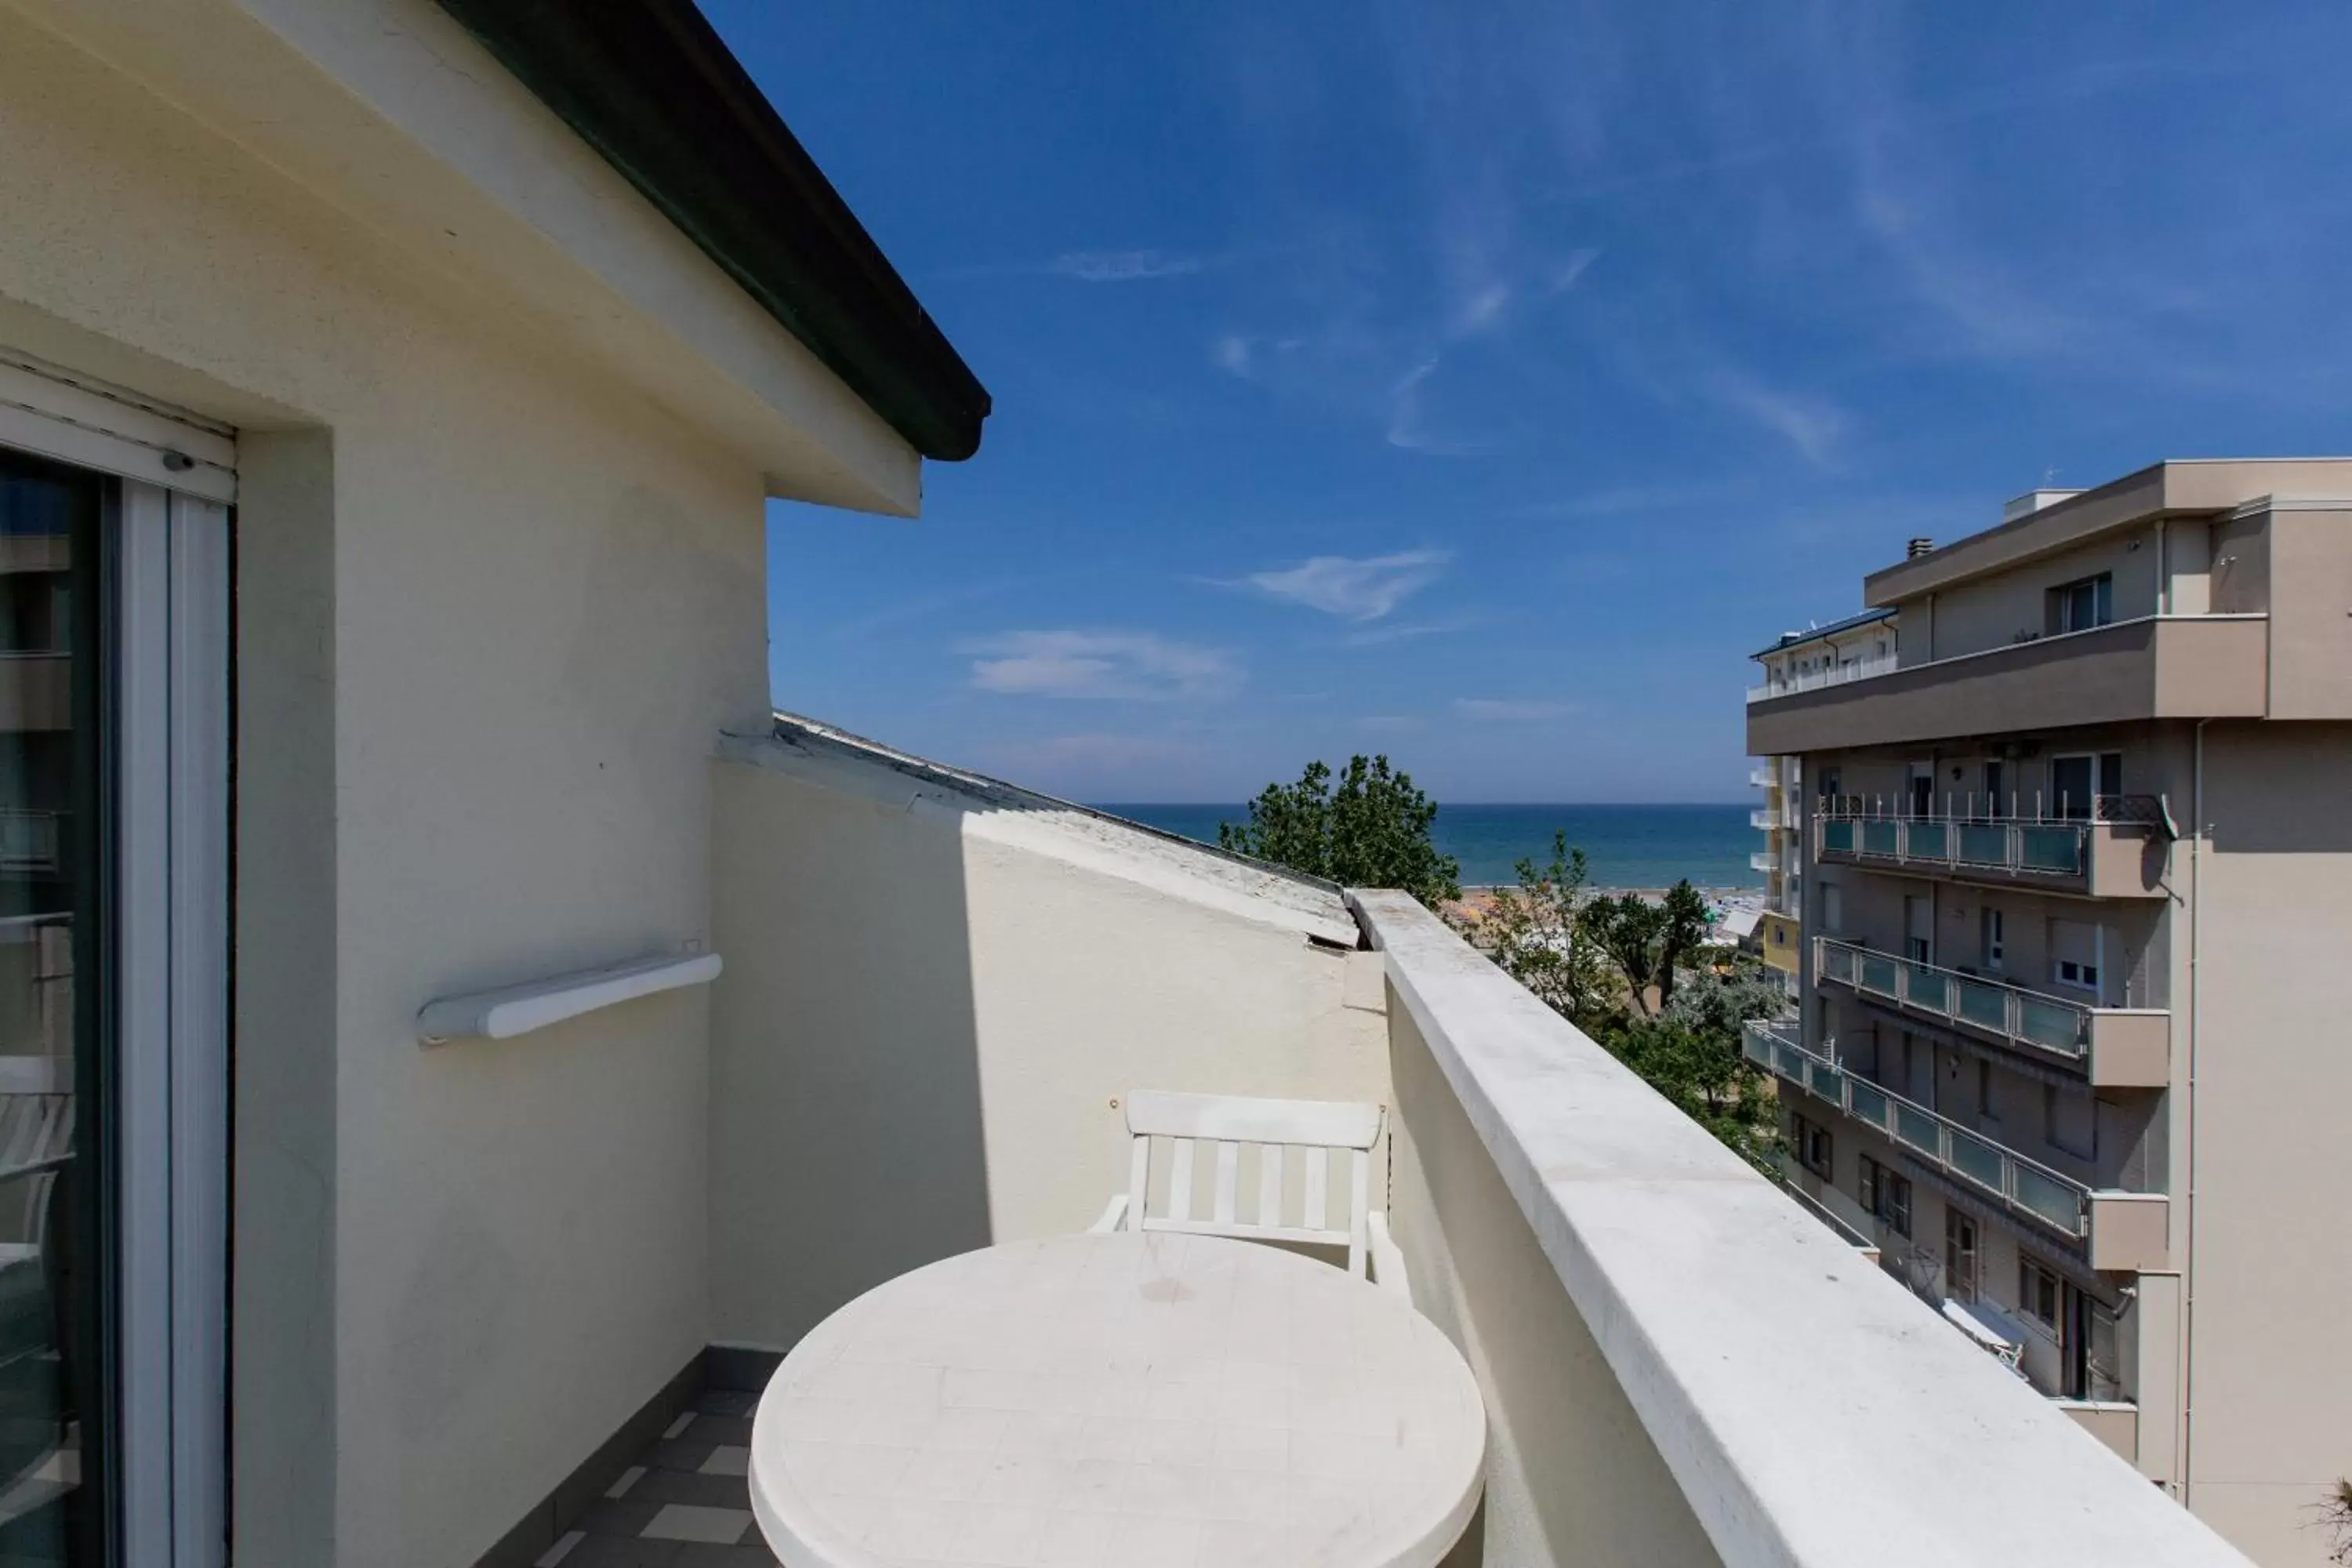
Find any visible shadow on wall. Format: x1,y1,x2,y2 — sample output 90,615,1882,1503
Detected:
707,750,993,1352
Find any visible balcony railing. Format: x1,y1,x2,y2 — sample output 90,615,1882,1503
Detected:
1743,1021,2091,1241
1815,936,2100,1059
1749,807,1795,831
1748,764,1780,788
1749,850,1780,875
1816,793,2167,880
1744,650,1900,704
0,810,60,874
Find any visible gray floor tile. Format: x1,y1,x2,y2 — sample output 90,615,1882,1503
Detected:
630,1468,752,1510
694,1389,757,1418
573,1497,667,1539
641,1439,718,1473
686,1416,752,1447
670,1543,779,1567
557,1534,682,1567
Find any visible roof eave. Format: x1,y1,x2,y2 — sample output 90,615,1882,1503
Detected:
430,0,990,463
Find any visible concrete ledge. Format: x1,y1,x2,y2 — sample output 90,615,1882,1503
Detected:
1350,890,2250,1568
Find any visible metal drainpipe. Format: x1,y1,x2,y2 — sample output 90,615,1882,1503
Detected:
2180,716,2210,1502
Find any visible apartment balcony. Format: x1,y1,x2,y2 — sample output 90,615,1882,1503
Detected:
1749,849,1780,874
1749,764,1780,788
1814,937,2170,1087
1743,1022,2167,1270
1744,650,1900,704
1746,613,2268,754
1749,806,1797,831
1815,798,2169,899
466,727,2235,1568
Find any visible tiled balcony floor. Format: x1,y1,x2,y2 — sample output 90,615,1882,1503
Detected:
537,1385,779,1567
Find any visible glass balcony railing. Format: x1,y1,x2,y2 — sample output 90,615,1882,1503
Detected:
1741,1021,2091,1240
1750,851,1780,874
1813,797,2168,884
1814,938,2093,1058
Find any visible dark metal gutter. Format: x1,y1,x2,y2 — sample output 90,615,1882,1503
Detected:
431,0,990,462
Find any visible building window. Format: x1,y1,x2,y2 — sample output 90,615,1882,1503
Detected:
1946,1209,1980,1303
1980,908,2005,971
1793,1113,1832,1179
1857,1153,1912,1237
2049,752,2122,819
2054,958,2100,991
2043,1083,2096,1160
1977,1058,1997,1121
2020,1260,2064,1344
2056,572,2114,633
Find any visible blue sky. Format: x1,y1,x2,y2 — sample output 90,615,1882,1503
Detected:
703,2,2352,804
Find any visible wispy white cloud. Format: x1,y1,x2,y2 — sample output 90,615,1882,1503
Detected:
1454,697,1577,722
1210,334,1256,377
1337,616,1474,648
964,630,1240,701
943,248,1218,285
1385,359,1498,456
1243,550,1450,621
1513,477,1751,520
1707,369,1849,467
1047,249,1207,283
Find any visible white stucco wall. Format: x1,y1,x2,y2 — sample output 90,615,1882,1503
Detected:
0,12,898,1563
707,734,1392,1354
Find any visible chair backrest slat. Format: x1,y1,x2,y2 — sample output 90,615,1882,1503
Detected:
1347,1147,1370,1278
1120,1090,1385,1277
1167,1138,1196,1222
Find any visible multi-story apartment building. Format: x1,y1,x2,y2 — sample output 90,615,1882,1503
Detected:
1747,608,1900,980
1746,459,2352,1566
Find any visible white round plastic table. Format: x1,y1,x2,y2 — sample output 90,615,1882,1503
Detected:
749,1229,1486,1568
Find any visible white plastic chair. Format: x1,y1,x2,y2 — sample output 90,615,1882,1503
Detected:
1090,1089,1409,1301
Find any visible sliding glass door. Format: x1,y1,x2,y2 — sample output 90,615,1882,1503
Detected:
0,442,225,1567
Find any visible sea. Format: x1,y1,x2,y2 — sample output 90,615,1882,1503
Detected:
1093,803,1761,892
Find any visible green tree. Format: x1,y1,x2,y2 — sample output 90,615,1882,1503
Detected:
1577,878,1713,1013
1595,1012,1781,1172
1654,881,1713,1006
1578,893,1667,1014
1465,833,1615,1029
1218,756,1461,906
1464,844,1782,1171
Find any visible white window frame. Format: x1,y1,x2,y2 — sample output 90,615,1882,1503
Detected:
1,351,230,1568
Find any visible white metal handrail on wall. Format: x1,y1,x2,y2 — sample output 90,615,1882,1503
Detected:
1814,936,2094,1058
1741,1020,2090,1240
